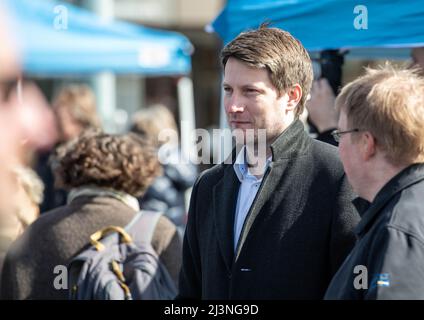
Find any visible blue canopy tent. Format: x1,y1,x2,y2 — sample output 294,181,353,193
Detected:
211,0,424,54
3,0,196,155
210,0,424,153
5,0,193,76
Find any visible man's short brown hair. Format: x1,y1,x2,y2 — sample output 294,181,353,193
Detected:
336,63,424,166
221,24,313,118
53,132,161,197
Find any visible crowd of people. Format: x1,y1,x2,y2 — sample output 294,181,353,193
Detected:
1,14,424,300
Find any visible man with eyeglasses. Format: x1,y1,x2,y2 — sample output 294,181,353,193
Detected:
331,128,361,143
325,64,424,299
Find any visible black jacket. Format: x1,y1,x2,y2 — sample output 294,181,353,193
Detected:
178,120,360,300
139,148,197,230
325,163,424,300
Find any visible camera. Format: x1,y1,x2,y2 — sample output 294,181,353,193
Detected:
308,50,346,137
312,50,346,95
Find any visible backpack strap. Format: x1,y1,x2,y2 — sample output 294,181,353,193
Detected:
125,210,162,244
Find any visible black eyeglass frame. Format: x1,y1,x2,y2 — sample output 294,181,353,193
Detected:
331,128,362,142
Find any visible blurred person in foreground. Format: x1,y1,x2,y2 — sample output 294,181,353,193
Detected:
325,64,424,299
0,167,44,277
0,5,56,228
35,84,101,213
178,25,359,300
0,3,57,160
130,104,197,236
1,132,182,299
0,2,20,82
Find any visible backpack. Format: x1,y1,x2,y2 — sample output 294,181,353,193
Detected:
67,210,177,300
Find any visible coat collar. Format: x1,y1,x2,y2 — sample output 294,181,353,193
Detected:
354,163,424,237
269,119,310,161
68,186,140,212
226,119,310,165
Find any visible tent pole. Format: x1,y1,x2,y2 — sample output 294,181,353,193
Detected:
177,76,196,162
91,72,116,133
177,76,196,210
84,0,117,133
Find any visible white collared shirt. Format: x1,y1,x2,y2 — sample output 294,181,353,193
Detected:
233,146,272,251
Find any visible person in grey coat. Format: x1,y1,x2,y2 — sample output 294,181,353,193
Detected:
177,25,360,300
325,65,424,299
1,132,182,299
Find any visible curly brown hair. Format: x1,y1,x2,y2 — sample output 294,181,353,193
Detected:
53,132,161,197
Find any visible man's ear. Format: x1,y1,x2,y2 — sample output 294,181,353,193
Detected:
285,84,302,112
361,132,376,161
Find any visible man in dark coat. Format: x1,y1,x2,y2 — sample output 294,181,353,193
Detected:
177,25,360,300
325,65,424,299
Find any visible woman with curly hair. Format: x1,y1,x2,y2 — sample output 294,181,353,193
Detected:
0,133,182,299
